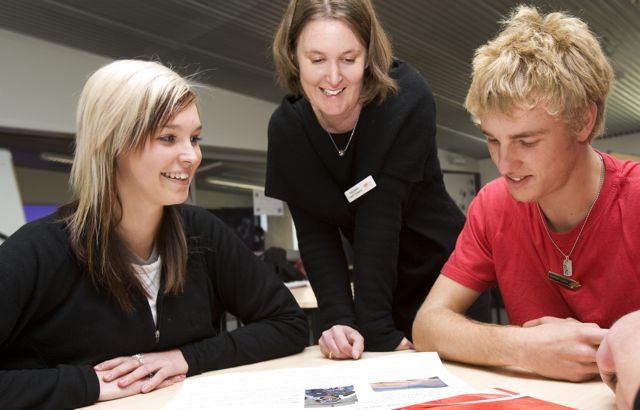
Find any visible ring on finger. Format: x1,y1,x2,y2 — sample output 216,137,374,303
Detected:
329,351,333,360
132,353,144,365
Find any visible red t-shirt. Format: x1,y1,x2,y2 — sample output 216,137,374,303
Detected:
442,152,640,327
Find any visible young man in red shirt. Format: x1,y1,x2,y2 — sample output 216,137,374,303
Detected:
413,5,640,382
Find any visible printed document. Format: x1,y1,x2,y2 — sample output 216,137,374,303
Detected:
164,352,472,409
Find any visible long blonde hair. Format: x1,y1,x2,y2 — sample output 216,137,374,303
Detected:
64,59,196,312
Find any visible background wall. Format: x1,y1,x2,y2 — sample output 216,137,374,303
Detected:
0,28,276,151
3,25,638,252
15,167,72,204
0,150,26,243
593,132,640,157
12,146,480,251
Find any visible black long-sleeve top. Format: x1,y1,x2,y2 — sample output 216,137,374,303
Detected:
0,204,308,409
265,60,465,351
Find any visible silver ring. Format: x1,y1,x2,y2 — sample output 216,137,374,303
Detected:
328,351,333,360
133,353,144,365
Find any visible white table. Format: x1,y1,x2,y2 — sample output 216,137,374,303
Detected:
81,346,615,409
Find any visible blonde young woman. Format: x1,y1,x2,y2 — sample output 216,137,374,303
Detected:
0,60,307,409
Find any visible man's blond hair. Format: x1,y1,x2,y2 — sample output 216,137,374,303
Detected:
465,5,614,141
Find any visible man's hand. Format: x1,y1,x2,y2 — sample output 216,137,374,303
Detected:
519,316,607,381
596,310,640,410
319,325,364,360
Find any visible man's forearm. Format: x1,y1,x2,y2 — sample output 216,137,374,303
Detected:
413,306,523,368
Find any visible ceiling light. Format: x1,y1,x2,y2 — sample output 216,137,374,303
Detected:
204,177,263,191
40,152,74,164
196,160,223,173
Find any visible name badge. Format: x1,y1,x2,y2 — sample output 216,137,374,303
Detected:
344,175,376,203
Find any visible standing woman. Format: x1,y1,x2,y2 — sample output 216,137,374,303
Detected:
266,0,488,359
0,59,307,409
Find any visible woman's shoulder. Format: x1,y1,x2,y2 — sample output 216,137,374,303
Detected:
177,205,256,255
390,59,431,94
375,59,433,114
0,212,72,278
4,212,68,250
269,95,311,141
178,204,243,239
271,94,307,124
268,96,318,160
178,204,220,230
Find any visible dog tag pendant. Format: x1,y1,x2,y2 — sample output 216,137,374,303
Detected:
563,257,573,277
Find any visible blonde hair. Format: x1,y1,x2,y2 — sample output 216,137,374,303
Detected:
64,59,196,312
465,5,614,141
272,0,397,105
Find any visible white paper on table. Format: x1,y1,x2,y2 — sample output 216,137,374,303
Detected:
163,352,473,410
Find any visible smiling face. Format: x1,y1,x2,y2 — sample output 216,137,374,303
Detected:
116,103,202,210
481,104,582,204
295,18,366,131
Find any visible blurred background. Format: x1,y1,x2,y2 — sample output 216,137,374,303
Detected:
1,0,639,250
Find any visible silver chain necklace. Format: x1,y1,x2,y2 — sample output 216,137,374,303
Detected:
326,117,359,157
536,155,604,277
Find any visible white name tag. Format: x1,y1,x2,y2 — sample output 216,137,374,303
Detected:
344,175,377,203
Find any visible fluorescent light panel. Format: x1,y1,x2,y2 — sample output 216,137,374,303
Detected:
204,177,263,191
40,152,74,164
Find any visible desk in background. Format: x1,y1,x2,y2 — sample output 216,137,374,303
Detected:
81,346,615,410
287,280,320,345
222,281,318,341
287,280,317,310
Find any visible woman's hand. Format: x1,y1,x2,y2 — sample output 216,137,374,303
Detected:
395,337,414,351
319,325,364,360
95,370,147,401
94,349,188,400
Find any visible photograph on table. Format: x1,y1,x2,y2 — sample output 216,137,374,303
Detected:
304,385,358,407
370,377,447,392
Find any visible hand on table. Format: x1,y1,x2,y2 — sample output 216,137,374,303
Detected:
596,310,640,410
395,337,414,351
94,349,188,400
597,338,619,391
519,316,607,382
319,325,364,360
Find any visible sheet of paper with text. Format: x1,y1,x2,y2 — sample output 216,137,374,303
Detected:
164,352,472,410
